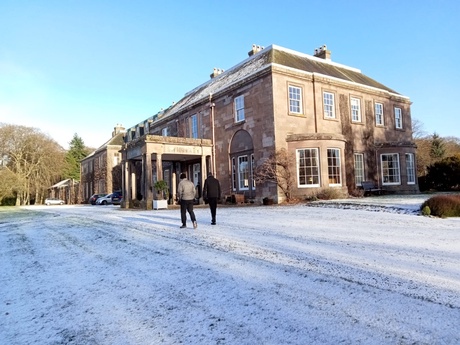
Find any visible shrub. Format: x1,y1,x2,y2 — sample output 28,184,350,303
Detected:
315,188,347,200
421,206,431,216
420,194,460,218
349,188,365,198
305,195,318,202
425,156,460,191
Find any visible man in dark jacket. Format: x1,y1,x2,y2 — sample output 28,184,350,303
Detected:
203,172,221,225
177,173,197,229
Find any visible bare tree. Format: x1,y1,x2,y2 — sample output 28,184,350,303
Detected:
254,149,295,202
0,124,66,205
411,118,427,140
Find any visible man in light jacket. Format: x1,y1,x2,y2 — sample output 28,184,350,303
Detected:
177,173,197,229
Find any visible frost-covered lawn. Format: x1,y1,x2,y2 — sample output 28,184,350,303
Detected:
1,195,459,344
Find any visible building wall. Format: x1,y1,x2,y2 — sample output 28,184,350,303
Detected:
215,73,275,198
121,46,418,205
80,145,122,202
268,63,416,199
139,66,416,202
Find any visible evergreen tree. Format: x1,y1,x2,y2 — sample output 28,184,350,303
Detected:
64,134,90,180
426,155,460,191
430,132,446,162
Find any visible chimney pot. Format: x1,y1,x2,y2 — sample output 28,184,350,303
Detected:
210,68,224,79
313,44,331,60
248,44,264,56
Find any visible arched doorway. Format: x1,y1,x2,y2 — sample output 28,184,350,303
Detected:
229,130,255,199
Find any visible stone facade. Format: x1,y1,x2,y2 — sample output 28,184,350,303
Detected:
120,44,418,208
80,125,125,203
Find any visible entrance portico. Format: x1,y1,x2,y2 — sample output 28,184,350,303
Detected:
121,135,213,209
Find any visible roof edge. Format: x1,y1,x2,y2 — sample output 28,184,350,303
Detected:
271,44,361,73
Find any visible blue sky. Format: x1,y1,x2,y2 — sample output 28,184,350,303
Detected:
1,0,459,149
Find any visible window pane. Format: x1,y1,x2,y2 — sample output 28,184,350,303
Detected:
289,86,302,113
235,96,245,122
327,148,341,185
298,148,320,186
354,153,364,186
375,103,384,126
381,154,401,184
405,153,415,184
394,108,402,129
324,92,335,118
238,155,249,190
191,114,198,138
351,98,361,122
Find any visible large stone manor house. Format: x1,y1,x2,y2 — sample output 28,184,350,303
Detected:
82,43,418,208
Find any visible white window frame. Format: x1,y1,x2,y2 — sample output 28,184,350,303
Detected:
405,153,415,184
289,85,302,114
231,157,237,191
381,153,401,185
354,153,364,186
162,127,169,136
238,155,249,190
234,95,245,122
251,154,256,189
297,148,320,187
327,148,342,186
323,92,335,119
375,102,384,126
394,107,402,129
351,97,361,122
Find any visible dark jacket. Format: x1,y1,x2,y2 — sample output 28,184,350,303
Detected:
203,176,221,199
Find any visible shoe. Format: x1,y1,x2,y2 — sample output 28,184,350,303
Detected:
193,221,197,229
180,225,186,228
211,222,216,225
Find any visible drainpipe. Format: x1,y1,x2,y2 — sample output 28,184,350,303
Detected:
312,74,318,133
209,93,217,175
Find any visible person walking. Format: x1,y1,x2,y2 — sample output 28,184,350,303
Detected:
203,172,221,225
177,173,197,229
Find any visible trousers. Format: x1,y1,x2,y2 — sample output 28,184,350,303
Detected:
180,199,196,225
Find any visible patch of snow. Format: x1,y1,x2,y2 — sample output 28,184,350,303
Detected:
0,196,459,344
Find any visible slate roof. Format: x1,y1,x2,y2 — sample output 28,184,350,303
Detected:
270,47,400,94
142,44,405,125
82,131,125,160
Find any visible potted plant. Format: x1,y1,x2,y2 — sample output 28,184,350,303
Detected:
153,180,169,209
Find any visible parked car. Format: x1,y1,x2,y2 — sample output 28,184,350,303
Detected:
45,198,65,206
95,193,113,205
89,193,107,205
111,191,123,205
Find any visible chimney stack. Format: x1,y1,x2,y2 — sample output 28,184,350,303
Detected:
313,45,331,60
248,44,264,56
112,124,126,137
210,68,224,79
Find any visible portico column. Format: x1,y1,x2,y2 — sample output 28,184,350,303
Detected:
125,160,133,208
122,160,129,208
172,170,177,205
156,153,163,181
131,161,136,203
200,153,207,204
145,153,153,210
141,154,145,201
